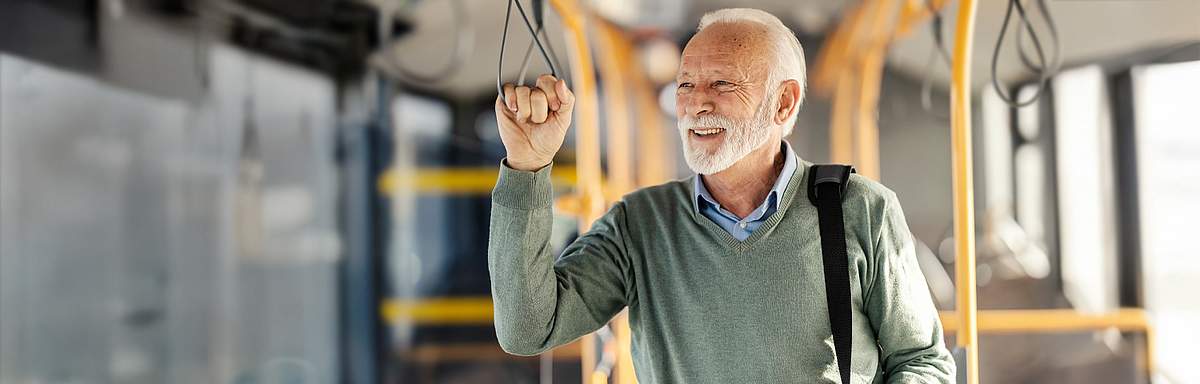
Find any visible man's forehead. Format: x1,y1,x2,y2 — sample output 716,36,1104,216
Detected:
677,55,742,78
680,51,738,67
678,23,770,72
679,45,768,78
687,22,770,51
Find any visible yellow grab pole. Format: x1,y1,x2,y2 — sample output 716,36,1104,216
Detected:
1145,321,1156,374
631,48,671,187
594,20,639,384
852,0,896,180
546,0,601,247
830,73,856,164
811,3,868,96
895,0,947,37
549,0,603,381
855,50,884,180
596,21,636,199
950,0,980,382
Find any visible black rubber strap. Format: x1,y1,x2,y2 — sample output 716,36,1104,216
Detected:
808,164,855,384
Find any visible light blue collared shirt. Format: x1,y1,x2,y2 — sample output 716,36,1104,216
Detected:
693,141,799,241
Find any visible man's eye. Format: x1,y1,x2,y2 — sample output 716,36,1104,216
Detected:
678,83,693,89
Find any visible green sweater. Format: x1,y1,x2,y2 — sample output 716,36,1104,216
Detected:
488,159,955,383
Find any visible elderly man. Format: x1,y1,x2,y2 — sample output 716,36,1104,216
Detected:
490,8,954,383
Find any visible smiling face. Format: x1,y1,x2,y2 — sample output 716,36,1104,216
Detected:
676,22,780,175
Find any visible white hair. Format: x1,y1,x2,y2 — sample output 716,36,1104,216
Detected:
697,8,806,135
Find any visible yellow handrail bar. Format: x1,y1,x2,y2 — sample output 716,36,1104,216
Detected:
382,298,1155,377
548,0,602,381
594,19,642,384
950,0,981,382
596,20,635,199
377,167,578,195
940,308,1154,374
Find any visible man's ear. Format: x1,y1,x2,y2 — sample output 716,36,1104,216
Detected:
773,79,803,125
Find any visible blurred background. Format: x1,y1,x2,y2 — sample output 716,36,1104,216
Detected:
0,0,1197,383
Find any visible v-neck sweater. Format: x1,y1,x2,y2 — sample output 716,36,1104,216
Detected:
488,159,955,383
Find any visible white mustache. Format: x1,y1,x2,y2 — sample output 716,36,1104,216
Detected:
679,114,739,132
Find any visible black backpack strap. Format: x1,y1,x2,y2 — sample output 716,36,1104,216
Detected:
807,164,856,384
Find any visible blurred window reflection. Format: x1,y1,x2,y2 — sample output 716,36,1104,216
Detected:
1131,60,1200,384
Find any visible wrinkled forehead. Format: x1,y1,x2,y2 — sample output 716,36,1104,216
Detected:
679,22,772,79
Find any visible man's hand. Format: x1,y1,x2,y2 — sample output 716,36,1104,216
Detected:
496,74,575,172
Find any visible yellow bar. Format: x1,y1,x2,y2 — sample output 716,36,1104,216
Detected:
401,342,582,364
895,0,947,37
381,297,494,325
939,309,1149,333
950,0,980,382
591,371,609,384
630,49,672,187
855,50,884,180
612,311,635,384
939,309,1155,375
549,0,602,380
852,0,895,180
811,3,868,96
594,20,641,384
383,298,1157,376
550,0,603,228
596,21,636,198
378,167,578,195
1145,322,1156,374
830,74,856,164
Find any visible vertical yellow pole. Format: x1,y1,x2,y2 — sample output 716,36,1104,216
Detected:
811,1,866,166
595,20,639,384
631,52,671,187
1144,323,1156,375
852,0,896,181
596,22,635,199
811,3,868,95
950,0,980,383
855,50,884,180
830,73,856,164
550,0,602,381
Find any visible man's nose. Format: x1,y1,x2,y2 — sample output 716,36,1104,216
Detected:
684,97,714,117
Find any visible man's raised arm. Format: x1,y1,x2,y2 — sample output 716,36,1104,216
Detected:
488,74,633,355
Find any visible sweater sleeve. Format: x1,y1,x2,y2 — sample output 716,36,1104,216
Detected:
866,191,956,383
488,160,633,356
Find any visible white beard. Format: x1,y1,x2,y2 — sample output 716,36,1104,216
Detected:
678,101,775,175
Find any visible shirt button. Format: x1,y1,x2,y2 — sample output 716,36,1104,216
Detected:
739,222,748,229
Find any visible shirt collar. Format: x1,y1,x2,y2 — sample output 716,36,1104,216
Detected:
692,140,799,218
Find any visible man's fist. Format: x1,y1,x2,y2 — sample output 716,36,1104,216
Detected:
496,74,575,172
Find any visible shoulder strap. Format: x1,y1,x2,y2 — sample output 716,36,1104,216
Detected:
807,164,856,384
